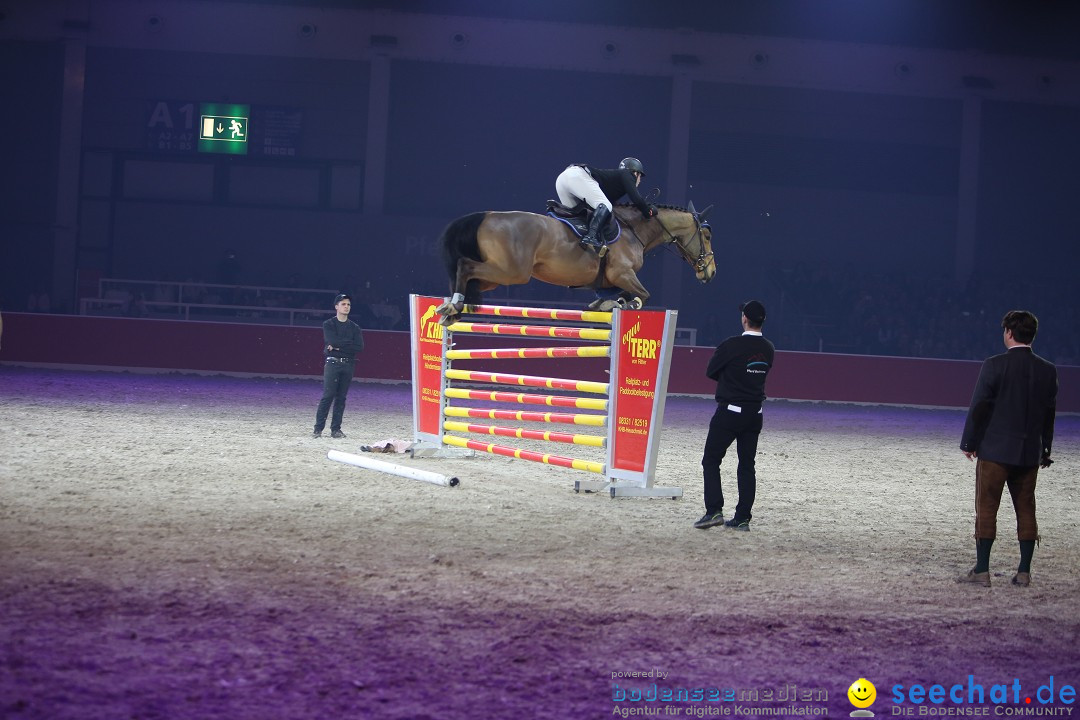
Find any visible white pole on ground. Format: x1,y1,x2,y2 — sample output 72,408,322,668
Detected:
327,449,460,487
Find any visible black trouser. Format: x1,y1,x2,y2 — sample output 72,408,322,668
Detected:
701,402,763,521
314,359,354,432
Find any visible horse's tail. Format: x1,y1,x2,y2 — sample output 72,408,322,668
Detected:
439,212,487,291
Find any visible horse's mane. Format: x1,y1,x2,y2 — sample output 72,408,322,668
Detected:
615,201,693,214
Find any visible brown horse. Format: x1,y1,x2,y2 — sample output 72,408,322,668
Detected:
435,203,716,323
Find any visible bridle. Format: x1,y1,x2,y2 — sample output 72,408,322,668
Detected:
654,207,714,274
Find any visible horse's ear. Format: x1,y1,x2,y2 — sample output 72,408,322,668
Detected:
686,200,697,215
697,204,714,222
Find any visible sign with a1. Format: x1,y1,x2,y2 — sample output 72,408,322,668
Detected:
147,101,300,157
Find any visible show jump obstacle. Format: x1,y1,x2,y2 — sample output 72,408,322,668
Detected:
409,294,681,498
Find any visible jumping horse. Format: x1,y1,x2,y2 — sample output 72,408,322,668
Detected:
435,202,716,324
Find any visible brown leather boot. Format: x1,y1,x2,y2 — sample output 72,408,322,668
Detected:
956,568,991,587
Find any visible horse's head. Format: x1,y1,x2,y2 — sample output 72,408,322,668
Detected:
657,203,716,284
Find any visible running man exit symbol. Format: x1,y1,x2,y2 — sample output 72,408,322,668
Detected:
200,115,247,142
197,103,250,155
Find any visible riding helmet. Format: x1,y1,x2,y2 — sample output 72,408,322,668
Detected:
619,157,646,176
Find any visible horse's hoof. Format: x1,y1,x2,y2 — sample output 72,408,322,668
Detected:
596,299,620,312
628,297,643,310
435,300,464,317
438,314,459,327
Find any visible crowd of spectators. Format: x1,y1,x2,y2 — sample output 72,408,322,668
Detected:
749,263,1079,366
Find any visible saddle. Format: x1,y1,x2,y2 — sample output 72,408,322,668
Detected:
545,200,621,245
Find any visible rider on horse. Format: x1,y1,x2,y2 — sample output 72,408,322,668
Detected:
555,158,658,255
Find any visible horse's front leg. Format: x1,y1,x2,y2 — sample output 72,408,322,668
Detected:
606,268,650,310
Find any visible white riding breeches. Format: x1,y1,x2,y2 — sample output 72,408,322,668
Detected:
555,165,612,212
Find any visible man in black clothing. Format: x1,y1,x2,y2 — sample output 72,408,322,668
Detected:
694,300,776,531
957,310,1057,587
313,293,365,439
555,157,658,255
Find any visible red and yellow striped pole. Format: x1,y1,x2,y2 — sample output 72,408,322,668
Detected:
449,321,611,342
444,368,608,395
443,406,607,426
443,435,605,474
461,304,612,324
443,387,608,410
442,420,605,447
445,345,610,360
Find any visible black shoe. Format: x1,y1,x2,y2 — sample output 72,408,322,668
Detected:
693,512,725,530
331,430,346,439
312,430,323,438
724,518,750,531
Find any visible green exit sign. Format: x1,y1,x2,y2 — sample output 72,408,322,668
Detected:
198,103,249,154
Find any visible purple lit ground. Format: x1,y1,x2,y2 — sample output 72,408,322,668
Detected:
1,367,1078,719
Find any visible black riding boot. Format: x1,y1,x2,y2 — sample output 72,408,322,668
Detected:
580,205,611,256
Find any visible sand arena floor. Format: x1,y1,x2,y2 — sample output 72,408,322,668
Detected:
1,366,1078,719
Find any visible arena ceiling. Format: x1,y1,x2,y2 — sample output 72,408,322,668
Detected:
193,0,1080,62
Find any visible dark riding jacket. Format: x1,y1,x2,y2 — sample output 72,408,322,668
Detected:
581,165,652,217
960,346,1057,467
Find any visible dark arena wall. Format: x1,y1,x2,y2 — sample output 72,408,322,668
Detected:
3,312,1078,411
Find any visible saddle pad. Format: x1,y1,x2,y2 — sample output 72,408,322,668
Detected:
546,212,622,245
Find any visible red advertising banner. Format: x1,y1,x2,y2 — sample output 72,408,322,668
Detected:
411,296,446,439
610,309,667,474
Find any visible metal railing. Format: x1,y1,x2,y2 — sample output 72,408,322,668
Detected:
81,278,699,341
97,277,337,306
78,297,331,326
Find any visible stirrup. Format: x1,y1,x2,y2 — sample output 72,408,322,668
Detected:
581,238,607,257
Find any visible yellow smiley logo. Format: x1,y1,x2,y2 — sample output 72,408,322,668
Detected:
848,678,876,708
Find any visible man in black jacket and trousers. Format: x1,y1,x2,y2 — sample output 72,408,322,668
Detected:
958,310,1057,587
694,300,775,532
313,293,365,439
